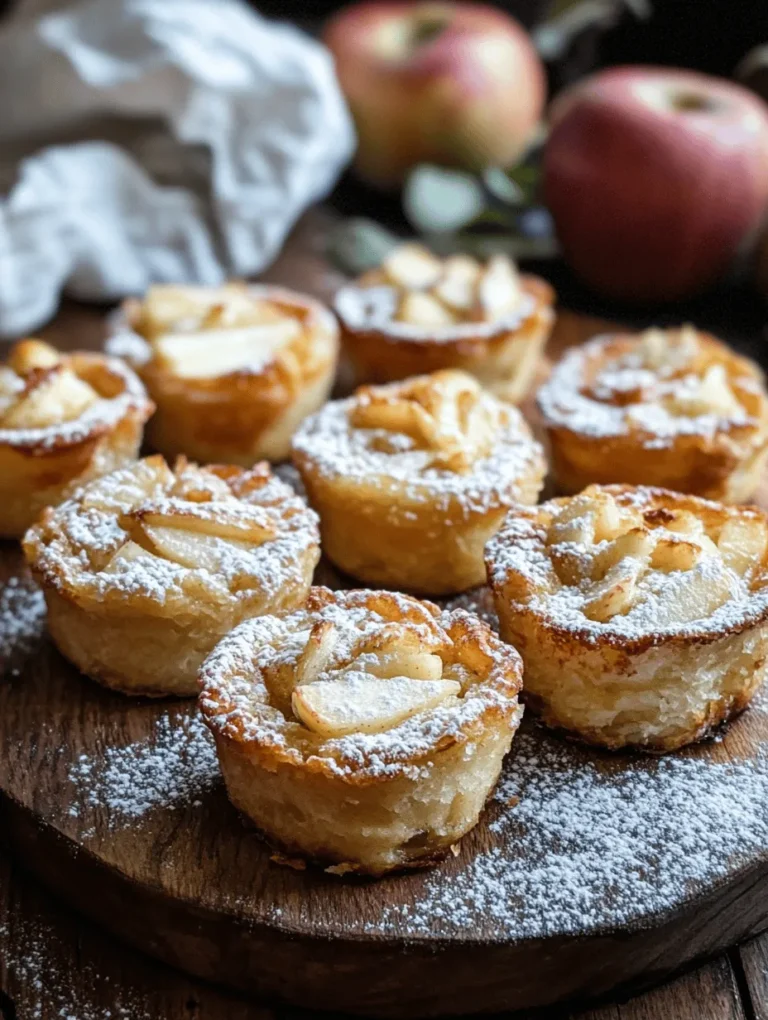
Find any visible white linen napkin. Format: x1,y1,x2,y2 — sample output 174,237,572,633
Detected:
0,0,355,336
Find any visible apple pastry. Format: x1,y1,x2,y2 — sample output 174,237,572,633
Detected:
109,282,339,464
538,325,768,502
292,369,546,594
23,455,320,696
0,339,152,539
334,243,555,402
485,483,768,751
199,587,524,875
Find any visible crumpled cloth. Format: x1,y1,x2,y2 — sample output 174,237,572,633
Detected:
0,0,355,336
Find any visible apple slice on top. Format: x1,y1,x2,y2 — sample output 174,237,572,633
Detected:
1,365,100,429
472,254,522,321
119,500,278,571
292,673,460,738
154,320,301,380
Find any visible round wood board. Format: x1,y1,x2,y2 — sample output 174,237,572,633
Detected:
4,477,768,1019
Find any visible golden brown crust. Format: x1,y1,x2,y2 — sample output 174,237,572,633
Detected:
111,283,339,464
537,327,768,502
336,267,555,403
23,455,320,696
0,342,153,538
485,484,768,751
292,370,546,594
199,587,523,874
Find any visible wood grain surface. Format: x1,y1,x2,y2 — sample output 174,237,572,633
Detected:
2,211,768,1019
0,839,759,1020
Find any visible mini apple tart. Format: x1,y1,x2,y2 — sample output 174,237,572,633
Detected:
199,587,524,875
23,455,320,696
538,326,768,502
485,483,768,752
0,339,152,539
292,369,545,595
109,282,339,464
334,243,555,402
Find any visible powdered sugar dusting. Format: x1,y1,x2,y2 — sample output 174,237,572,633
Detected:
368,720,768,940
0,912,152,1020
538,330,761,447
67,710,218,823
293,393,544,514
25,458,319,612
335,283,536,343
486,486,768,645
200,592,518,780
0,572,46,668
0,352,149,451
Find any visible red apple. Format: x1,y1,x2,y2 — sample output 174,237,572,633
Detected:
323,1,546,189
543,66,768,302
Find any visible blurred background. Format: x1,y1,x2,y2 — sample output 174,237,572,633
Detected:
1,0,768,346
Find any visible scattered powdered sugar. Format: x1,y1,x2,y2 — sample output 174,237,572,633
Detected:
26,459,319,610
538,332,756,445
0,573,46,668
200,593,517,780
486,487,768,644
0,352,149,451
334,283,536,342
293,393,544,514
67,710,218,823
0,912,152,1020
369,721,768,940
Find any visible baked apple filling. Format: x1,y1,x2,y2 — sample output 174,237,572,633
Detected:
486,484,768,751
349,369,498,472
0,339,152,539
334,243,555,403
538,326,768,501
292,369,545,594
23,455,320,696
199,588,524,874
110,281,339,464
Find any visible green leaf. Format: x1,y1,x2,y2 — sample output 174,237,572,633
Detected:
482,167,525,207
326,218,400,276
427,232,560,261
404,165,488,234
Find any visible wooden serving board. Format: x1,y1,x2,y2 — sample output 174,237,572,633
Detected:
3,214,768,1018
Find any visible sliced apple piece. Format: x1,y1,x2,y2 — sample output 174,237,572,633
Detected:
583,559,643,622
646,562,735,627
155,319,300,380
138,284,252,338
103,540,156,573
651,537,704,573
129,502,276,544
8,339,61,375
291,675,460,738
664,364,740,418
593,527,655,579
473,254,522,321
139,524,253,572
350,394,440,449
382,243,443,290
664,510,705,541
81,457,175,514
395,291,456,328
295,621,339,686
350,651,443,682
640,326,697,372
432,255,480,312
718,516,768,575
1,366,99,428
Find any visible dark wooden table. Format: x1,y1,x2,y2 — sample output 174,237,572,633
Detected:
2,210,768,1020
